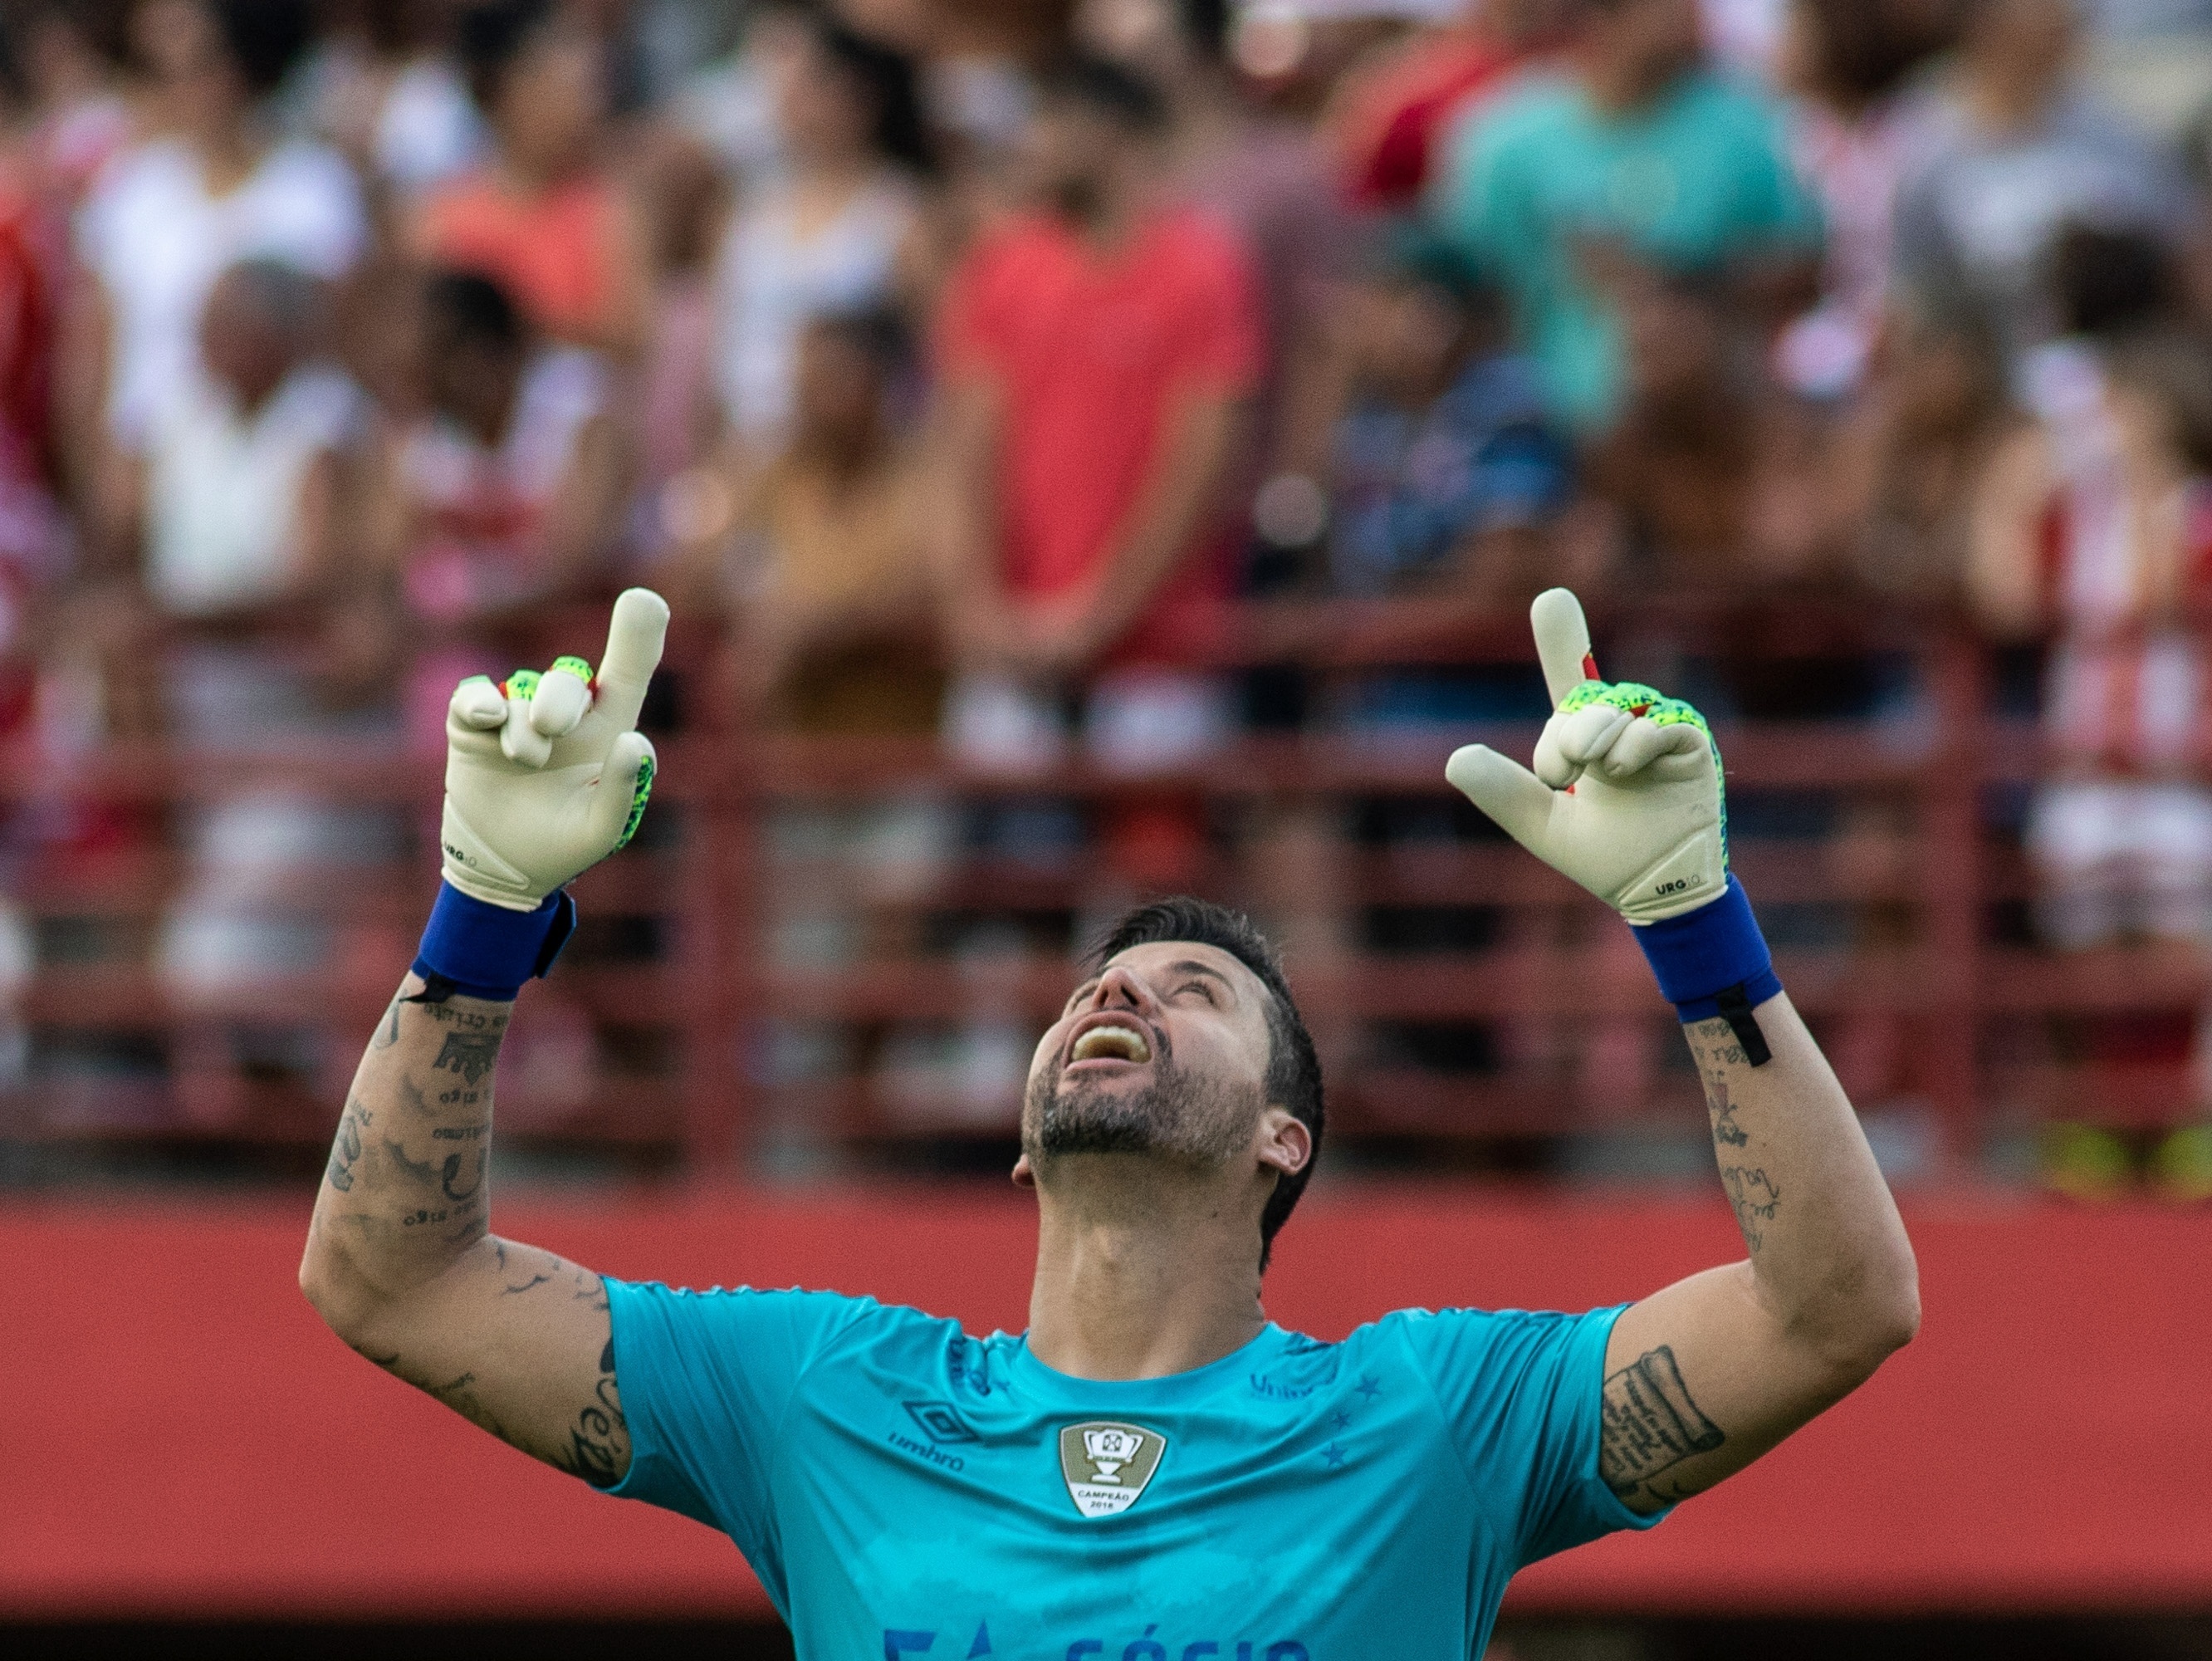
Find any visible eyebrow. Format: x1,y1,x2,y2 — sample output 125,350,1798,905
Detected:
1163,959,1237,998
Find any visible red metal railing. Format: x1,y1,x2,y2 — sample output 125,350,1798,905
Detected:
1,598,2195,1175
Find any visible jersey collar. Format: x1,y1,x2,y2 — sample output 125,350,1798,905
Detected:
1009,1322,1296,1410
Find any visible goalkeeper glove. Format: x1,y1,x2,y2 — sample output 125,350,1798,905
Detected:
1444,587,1723,924
414,587,668,1000
1445,589,1778,1059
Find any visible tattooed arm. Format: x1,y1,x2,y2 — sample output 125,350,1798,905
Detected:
298,977,629,1486
1597,992,1919,1513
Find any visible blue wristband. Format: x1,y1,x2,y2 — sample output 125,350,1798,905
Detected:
411,883,576,1002
1629,874,1781,1058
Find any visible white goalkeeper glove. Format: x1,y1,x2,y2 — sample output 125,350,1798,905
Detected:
1444,588,1726,925
440,587,668,911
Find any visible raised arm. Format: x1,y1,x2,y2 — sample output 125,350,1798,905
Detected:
1448,590,1918,1516
299,590,668,1485
1597,992,1916,1512
301,977,631,1482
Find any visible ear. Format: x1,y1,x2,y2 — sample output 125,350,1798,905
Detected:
1011,1153,1036,1188
1255,1107,1311,1183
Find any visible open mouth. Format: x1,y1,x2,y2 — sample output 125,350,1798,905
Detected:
1067,1022,1153,1066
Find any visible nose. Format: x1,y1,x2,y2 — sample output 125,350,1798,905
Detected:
1087,964,1155,1015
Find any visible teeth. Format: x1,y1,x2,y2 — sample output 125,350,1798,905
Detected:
1071,1024,1151,1064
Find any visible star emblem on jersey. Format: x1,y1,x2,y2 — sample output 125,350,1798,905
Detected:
1057,1421,1167,1518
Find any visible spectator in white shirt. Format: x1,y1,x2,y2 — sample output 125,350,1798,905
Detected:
1890,0,2196,376
70,0,366,556
136,257,360,626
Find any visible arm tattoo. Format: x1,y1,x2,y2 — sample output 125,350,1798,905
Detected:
316,986,628,1487
1720,1164,1782,1252
1705,1075,1749,1148
325,1101,371,1192
317,996,504,1244
425,1369,508,1439
433,1029,502,1086
1687,1018,1779,1252
551,1336,629,1490
1599,1345,1725,1506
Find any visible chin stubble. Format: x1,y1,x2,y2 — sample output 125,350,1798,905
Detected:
1025,1055,1255,1164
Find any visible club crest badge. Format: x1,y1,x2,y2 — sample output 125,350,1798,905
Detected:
1057,1421,1167,1519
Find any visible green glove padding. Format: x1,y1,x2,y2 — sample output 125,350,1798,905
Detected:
441,589,668,911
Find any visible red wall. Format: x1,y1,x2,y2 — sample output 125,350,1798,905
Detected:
4,1187,2207,1620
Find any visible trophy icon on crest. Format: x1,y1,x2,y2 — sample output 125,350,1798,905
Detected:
1084,1426,1143,1483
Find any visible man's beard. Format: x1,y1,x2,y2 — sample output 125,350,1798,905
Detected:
1025,1051,1257,1166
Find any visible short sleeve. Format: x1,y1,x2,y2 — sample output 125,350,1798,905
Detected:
1733,98,1823,251
1170,228,1265,396
604,1279,873,1590
258,143,369,278
71,145,149,285
933,234,1015,382
1392,1303,1661,1568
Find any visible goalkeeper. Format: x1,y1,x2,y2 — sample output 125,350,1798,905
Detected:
302,587,1916,1659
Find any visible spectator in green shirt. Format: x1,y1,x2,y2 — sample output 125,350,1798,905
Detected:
1427,0,1823,431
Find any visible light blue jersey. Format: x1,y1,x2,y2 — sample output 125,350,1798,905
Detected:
606,1281,1660,1659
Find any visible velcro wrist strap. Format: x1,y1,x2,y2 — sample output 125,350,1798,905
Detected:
1628,874,1781,1061
412,883,575,1002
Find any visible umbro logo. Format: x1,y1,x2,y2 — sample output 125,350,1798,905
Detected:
903,1399,980,1444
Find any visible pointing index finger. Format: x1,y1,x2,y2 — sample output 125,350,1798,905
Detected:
594,587,670,732
1529,587,1598,708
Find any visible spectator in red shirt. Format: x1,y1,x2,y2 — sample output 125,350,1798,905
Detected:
411,0,648,356
1326,0,1559,211
933,51,1262,770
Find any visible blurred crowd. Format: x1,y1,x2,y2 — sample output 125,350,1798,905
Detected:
6,0,2212,1177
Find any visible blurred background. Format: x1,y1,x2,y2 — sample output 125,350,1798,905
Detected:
1,0,2210,1654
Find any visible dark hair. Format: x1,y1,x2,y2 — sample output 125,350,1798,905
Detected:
360,0,448,56
209,0,315,100
1178,0,1232,64
1086,897,1324,1269
457,0,557,112
1794,0,1947,108
423,267,526,355
1035,51,1170,135
2052,221,2177,340
810,16,934,174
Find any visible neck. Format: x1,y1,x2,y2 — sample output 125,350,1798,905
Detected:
461,384,521,448
195,112,263,188
1582,51,1683,115
797,429,884,483
497,145,573,195
232,377,286,420
1962,62,2058,133
1025,1154,1265,1380
1070,177,1148,255
795,147,874,191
